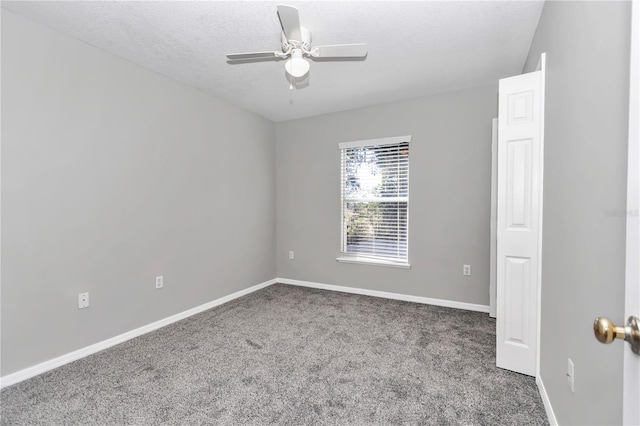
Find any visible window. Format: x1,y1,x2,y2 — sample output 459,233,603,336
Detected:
338,136,410,267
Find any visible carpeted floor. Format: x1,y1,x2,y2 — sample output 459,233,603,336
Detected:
1,284,548,425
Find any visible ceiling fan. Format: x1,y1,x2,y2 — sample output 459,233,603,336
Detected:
226,4,368,80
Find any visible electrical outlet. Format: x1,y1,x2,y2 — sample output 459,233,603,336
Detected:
78,292,89,309
155,276,164,289
567,358,575,393
289,251,294,260
463,265,471,276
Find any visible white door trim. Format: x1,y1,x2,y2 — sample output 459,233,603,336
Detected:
623,1,640,424
535,53,546,378
490,118,498,318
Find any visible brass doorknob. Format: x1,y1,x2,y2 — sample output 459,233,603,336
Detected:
593,316,640,355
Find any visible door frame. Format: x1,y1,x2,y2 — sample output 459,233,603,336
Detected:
623,1,639,424
490,118,498,319
535,53,546,378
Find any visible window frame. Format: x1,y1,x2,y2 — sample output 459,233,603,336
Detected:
337,135,411,269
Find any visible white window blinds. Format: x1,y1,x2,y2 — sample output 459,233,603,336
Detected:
339,136,410,263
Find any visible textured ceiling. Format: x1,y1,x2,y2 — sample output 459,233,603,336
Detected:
2,1,544,122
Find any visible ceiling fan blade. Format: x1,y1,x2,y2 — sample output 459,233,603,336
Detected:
277,5,301,41
312,44,368,58
227,51,281,60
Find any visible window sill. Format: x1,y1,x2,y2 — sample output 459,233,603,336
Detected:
336,256,411,269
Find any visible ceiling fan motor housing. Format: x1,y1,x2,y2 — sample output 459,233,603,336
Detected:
281,26,311,53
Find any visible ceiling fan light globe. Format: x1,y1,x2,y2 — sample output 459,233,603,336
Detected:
285,57,310,78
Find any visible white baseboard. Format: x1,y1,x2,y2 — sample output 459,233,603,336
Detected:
0,278,277,389
276,278,490,313
537,375,558,426
2,277,489,389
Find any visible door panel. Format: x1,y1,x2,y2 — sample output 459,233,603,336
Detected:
504,256,531,346
506,139,532,229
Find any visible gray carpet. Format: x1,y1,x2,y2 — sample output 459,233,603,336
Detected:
1,284,548,425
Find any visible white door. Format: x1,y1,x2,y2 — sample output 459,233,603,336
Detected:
496,71,543,377
623,1,639,423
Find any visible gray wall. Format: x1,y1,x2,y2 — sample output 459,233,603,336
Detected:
1,11,276,376
276,86,497,305
524,1,631,425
